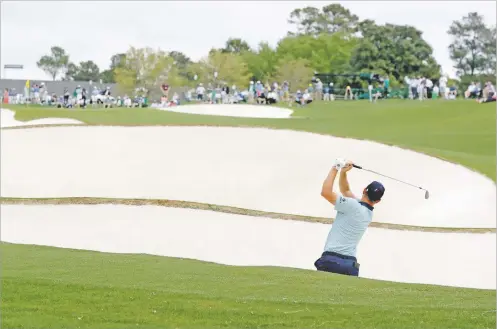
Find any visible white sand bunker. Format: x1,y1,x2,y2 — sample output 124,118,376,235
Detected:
2,126,495,228
2,205,495,289
154,104,293,118
1,108,83,128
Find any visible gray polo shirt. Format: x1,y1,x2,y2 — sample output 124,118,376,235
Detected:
323,195,373,257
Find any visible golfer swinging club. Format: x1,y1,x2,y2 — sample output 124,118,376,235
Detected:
315,159,385,276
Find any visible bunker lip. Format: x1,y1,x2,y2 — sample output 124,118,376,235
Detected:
2,204,495,290
2,197,494,234
0,108,84,128
152,104,294,119
2,126,494,229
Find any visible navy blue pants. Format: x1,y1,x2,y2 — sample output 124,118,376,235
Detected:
314,251,360,277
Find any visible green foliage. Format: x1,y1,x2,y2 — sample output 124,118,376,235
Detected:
276,33,357,74
169,51,192,80
448,12,496,76
275,57,314,92
288,4,359,35
242,42,279,82
64,60,100,82
114,47,184,96
351,23,441,81
222,38,252,54
36,46,69,81
196,50,251,87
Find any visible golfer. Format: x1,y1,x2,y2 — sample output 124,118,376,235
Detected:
315,159,385,276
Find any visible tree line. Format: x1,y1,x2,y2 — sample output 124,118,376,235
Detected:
36,6,495,94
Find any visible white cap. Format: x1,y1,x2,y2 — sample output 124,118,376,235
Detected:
257,81,260,83
250,81,254,84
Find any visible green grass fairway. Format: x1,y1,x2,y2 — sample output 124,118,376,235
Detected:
2,243,495,329
2,100,496,328
5,100,496,179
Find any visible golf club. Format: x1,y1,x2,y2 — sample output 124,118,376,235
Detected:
352,164,430,199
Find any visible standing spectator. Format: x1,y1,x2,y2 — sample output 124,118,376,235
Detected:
329,82,335,101
91,86,99,107
39,83,47,104
368,84,373,102
344,84,352,100
409,77,418,99
33,84,40,103
425,78,433,99
315,78,323,101
439,75,448,99
255,81,263,99
196,83,205,101
417,77,426,101
248,81,255,103
383,75,390,98
221,84,229,104
161,83,170,99
63,87,70,106
3,88,9,104
74,85,82,106
9,88,17,105
282,81,289,103
81,88,87,108
432,85,440,99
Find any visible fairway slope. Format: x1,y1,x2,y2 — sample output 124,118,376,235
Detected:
153,103,294,118
2,126,495,228
0,108,83,128
2,204,495,289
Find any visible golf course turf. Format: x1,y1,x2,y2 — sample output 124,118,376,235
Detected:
2,243,496,329
1,100,496,328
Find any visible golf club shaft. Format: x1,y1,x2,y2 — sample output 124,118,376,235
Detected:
352,164,425,191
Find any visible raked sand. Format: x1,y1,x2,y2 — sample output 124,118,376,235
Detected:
153,104,294,118
2,126,495,228
1,204,494,289
1,108,83,128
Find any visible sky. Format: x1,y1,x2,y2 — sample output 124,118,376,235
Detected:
1,1,496,81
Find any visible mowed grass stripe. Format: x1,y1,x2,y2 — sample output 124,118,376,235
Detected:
1,197,494,233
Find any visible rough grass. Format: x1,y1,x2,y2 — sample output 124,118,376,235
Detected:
2,243,496,329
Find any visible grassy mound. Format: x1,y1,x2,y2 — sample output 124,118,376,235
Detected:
2,243,495,329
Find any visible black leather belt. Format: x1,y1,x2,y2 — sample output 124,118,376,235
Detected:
322,251,356,261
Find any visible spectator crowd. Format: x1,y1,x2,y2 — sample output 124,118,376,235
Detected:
1,74,496,109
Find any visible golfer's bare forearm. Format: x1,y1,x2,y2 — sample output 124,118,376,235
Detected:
339,171,351,194
321,168,338,204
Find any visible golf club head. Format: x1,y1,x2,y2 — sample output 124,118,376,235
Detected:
424,190,430,199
